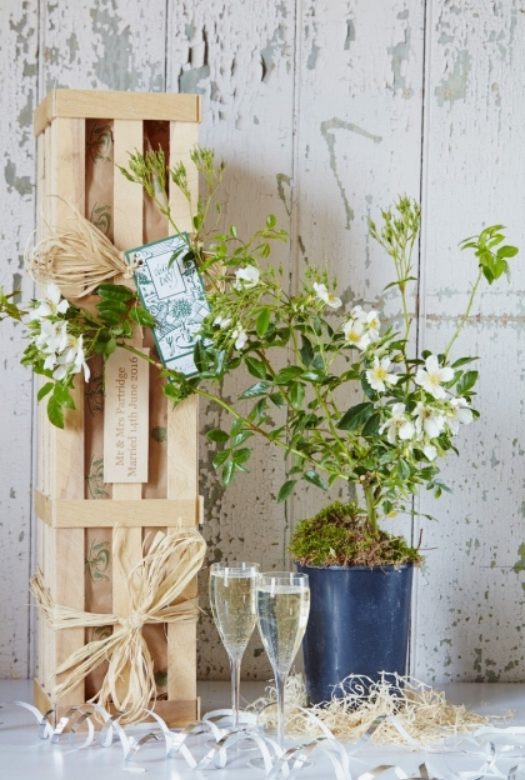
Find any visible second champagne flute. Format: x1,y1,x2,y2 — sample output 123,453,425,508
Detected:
256,571,310,746
209,562,260,728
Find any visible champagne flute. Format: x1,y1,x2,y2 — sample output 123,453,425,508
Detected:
256,572,310,746
209,562,259,728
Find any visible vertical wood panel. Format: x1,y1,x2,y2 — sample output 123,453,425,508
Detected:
167,0,297,682
0,0,38,678
413,0,525,683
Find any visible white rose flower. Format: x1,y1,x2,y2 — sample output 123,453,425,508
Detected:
34,320,69,358
343,319,370,351
364,309,381,339
313,282,342,310
413,401,446,439
53,334,90,382
232,324,248,350
381,402,416,444
415,354,454,400
423,443,438,461
365,356,398,393
28,283,69,321
234,266,260,290
446,397,474,434
213,315,232,330
349,304,366,322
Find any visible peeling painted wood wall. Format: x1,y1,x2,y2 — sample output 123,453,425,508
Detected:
1,0,524,683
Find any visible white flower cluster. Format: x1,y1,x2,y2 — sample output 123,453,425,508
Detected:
381,353,473,460
211,265,261,351
343,305,381,351
27,284,90,382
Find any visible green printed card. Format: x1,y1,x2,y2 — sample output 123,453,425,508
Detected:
125,234,210,375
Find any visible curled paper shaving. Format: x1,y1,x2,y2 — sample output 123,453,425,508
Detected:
251,673,489,747
25,198,140,299
30,527,206,723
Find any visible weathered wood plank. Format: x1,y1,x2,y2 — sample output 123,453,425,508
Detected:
413,0,525,683
167,0,297,681
0,0,39,678
291,0,426,643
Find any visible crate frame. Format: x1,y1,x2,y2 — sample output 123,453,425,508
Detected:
33,89,203,726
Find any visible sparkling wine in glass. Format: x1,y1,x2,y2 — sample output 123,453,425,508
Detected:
209,562,260,728
256,572,310,745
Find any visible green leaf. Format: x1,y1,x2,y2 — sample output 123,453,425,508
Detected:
47,393,65,429
336,402,374,431
232,430,252,446
290,382,305,409
212,450,230,468
457,370,478,394
277,480,296,502
269,392,285,407
452,356,478,368
245,356,268,380
304,469,327,490
222,460,235,485
256,308,271,338
300,336,314,366
232,447,251,465
275,366,303,384
207,429,229,444
396,459,411,479
37,382,54,402
497,245,519,259
362,412,381,436
240,381,269,399
266,214,277,228
130,306,156,327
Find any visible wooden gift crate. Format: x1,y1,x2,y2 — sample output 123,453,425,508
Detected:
33,90,203,725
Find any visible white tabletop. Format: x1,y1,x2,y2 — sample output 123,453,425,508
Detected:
1,680,525,778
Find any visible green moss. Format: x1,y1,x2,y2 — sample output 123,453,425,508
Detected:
289,501,422,567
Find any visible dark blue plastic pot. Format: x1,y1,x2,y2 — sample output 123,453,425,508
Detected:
296,563,414,704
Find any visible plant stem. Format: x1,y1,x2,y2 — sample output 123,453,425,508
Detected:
363,483,379,533
444,269,482,360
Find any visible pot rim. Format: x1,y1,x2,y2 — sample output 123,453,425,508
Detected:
294,561,415,572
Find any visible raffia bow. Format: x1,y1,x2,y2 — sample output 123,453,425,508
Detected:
31,527,206,723
25,199,141,299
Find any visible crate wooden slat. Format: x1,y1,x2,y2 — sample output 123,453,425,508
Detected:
34,89,201,136
33,90,202,725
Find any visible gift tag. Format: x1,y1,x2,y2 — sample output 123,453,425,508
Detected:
125,234,210,375
103,347,150,484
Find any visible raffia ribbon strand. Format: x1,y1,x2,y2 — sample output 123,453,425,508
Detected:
31,527,206,723
25,198,138,298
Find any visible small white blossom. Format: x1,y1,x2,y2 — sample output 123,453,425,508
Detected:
413,401,446,439
344,305,381,350
365,356,398,393
349,305,366,322
53,334,90,382
343,319,370,351
234,266,260,290
34,320,69,360
423,443,438,461
213,315,232,330
28,283,69,321
364,309,381,340
313,282,342,310
446,397,474,434
381,402,416,444
232,324,248,350
415,354,454,400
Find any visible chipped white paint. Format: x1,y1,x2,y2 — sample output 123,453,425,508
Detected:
0,0,524,683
